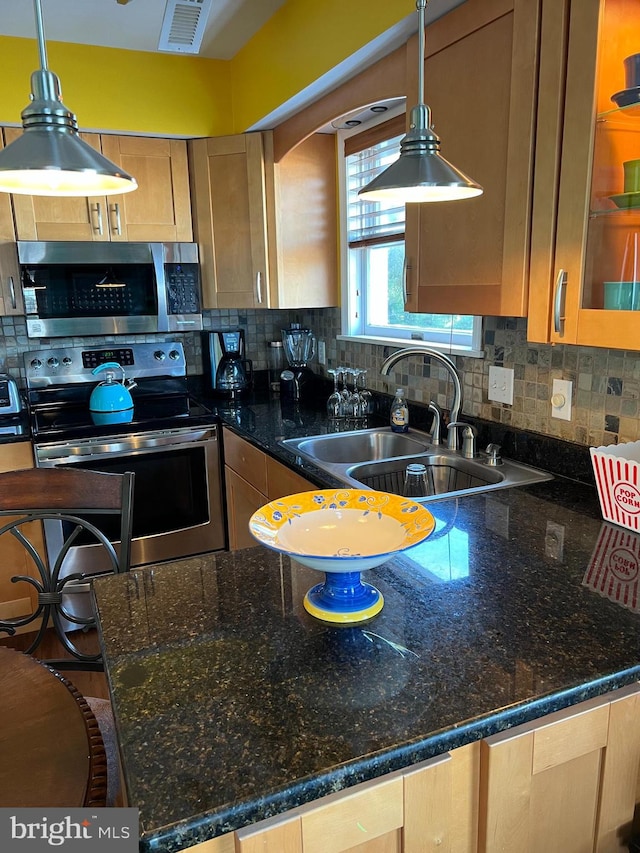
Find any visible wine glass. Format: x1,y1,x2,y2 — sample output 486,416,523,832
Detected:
326,369,342,418
355,369,373,417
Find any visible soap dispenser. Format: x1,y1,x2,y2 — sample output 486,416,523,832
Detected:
390,388,409,433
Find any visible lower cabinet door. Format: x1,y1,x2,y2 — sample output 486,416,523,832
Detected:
479,684,640,853
224,466,266,551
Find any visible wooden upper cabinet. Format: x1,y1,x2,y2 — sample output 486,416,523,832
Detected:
189,133,270,310
406,0,540,317
7,130,192,243
189,131,337,311
100,135,192,242
528,0,640,348
0,131,22,317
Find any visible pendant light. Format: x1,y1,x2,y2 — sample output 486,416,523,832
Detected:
0,0,137,197
359,0,482,203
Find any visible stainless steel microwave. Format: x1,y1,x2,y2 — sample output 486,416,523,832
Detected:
18,241,203,338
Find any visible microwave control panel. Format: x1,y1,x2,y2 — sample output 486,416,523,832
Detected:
165,263,200,315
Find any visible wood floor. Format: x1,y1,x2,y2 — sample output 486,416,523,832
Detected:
0,627,110,699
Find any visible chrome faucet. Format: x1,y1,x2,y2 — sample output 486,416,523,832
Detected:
380,347,463,450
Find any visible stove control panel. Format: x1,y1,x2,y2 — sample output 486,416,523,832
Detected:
24,341,187,388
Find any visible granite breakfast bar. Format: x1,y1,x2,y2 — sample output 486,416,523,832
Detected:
92,473,640,852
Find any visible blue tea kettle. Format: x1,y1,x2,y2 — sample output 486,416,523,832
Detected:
89,362,137,426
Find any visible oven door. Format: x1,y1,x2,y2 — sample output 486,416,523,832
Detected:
34,425,226,576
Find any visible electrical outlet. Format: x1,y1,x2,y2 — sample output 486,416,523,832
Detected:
551,378,572,420
488,365,514,405
317,340,326,366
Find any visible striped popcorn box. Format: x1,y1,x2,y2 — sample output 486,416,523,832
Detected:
584,521,640,613
590,440,640,531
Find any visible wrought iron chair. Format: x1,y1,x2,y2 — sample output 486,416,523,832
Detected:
0,467,134,671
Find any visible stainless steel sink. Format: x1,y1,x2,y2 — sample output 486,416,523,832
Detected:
280,427,552,501
285,428,431,464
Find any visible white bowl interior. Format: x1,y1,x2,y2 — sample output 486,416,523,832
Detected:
276,508,406,558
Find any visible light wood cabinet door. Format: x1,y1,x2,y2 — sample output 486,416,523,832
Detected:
0,140,23,316
404,743,480,853
405,0,539,317
189,132,338,311
224,466,266,552
100,135,192,243
266,456,314,500
223,428,268,495
0,442,43,623
0,131,15,242
7,130,192,243
479,684,640,853
189,133,270,310
528,0,640,348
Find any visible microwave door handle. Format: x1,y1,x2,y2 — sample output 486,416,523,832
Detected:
151,243,168,331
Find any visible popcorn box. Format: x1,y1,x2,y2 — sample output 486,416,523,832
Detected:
583,521,640,613
590,440,640,532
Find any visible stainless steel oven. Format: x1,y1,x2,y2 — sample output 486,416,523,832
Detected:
26,341,226,580
34,425,224,574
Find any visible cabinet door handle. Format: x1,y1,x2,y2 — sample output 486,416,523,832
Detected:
403,256,410,304
91,202,104,235
553,268,567,335
256,271,263,304
110,203,122,236
8,276,16,310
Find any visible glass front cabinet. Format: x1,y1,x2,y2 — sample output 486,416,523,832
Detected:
528,0,640,348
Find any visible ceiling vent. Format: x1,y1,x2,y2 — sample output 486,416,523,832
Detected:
158,0,213,54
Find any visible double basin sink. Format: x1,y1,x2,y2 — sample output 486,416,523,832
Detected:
280,427,552,501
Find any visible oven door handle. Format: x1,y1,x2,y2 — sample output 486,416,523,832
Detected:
35,427,218,465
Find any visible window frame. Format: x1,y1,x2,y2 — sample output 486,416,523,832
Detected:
337,107,483,357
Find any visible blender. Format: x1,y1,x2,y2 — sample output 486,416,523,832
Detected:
280,323,316,402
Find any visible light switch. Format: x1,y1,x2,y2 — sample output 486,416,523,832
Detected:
551,378,572,420
488,366,514,405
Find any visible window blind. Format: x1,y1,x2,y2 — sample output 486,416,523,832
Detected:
346,131,405,246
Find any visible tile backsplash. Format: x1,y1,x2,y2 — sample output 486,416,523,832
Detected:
2,308,636,449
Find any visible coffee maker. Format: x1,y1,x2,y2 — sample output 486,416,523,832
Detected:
280,324,316,402
203,330,253,396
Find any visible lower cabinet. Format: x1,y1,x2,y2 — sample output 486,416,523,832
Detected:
183,684,640,853
0,442,44,624
222,428,315,551
480,683,640,853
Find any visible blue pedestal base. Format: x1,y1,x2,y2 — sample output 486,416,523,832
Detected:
303,571,384,624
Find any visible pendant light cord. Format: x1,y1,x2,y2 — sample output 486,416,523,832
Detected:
417,0,426,108
33,0,48,72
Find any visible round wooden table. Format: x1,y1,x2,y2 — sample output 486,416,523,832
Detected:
0,647,107,807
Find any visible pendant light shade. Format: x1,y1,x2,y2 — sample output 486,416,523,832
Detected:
0,0,137,197
359,0,482,204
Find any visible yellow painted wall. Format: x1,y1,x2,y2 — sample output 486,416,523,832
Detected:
0,37,232,138
0,0,412,138
230,0,414,132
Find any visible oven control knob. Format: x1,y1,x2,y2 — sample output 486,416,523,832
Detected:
30,358,42,369
169,349,181,361
47,357,59,369
62,357,72,366
154,350,166,361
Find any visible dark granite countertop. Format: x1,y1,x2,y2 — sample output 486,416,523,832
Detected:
92,461,640,851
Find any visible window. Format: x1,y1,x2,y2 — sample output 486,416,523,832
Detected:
339,113,482,354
